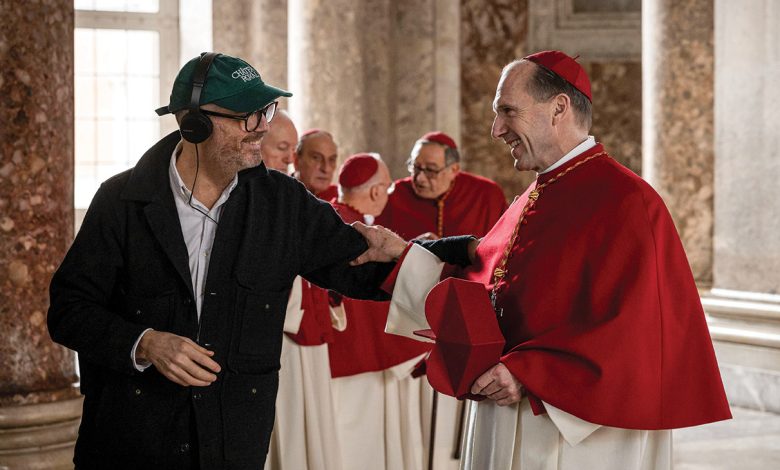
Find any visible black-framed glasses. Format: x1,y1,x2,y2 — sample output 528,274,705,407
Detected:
406,158,453,179
200,101,277,132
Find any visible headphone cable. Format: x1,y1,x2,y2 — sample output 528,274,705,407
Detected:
187,144,219,225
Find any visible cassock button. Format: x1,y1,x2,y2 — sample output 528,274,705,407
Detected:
135,309,141,316
264,304,270,310
134,388,141,396
193,392,202,401
184,298,191,305
251,388,257,395
179,443,191,453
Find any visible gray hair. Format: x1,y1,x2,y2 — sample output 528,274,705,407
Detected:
410,140,460,165
506,59,593,131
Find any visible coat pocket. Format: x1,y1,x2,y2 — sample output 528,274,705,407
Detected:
229,289,288,373
221,371,278,464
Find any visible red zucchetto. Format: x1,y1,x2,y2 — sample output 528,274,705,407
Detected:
524,50,592,102
338,153,379,188
420,131,457,150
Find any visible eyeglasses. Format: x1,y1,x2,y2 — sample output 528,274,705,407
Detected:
406,159,453,179
200,101,278,132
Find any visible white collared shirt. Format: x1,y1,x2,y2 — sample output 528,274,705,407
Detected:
131,142,238,370
539,136,596,175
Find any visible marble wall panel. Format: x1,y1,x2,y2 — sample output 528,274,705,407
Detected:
585,61,642,175
0,0,79,406
460,0,534,200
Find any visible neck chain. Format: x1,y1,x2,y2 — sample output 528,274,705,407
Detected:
489,152,607,317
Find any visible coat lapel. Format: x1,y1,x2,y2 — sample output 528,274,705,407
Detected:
144,194,195,299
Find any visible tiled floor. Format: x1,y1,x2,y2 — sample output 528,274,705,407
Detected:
674,407,780,469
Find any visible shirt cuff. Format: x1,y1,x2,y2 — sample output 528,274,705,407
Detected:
131,328,154,372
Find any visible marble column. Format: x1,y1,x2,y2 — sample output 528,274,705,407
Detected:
287,0,393,171
642,0,714,284
701,0,780,414
287,0,460,178
212,0,289,90
0,1,82,468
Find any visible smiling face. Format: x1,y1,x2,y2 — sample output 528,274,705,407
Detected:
260,110,298,172
294,133,338,194
199,103,270,175
491,61,560,173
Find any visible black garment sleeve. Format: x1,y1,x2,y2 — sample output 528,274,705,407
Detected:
414,235,477,267
293,187,394,301
47,181,147,375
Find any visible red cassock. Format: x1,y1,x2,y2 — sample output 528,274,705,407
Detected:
328,201,430,377
285,278,334,345
457,143,730,429
317,184,338,202
376,172,508,240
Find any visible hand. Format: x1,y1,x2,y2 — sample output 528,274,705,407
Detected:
413,232,440,241
349,222,408,265
137,330,221,387
471,363,524,406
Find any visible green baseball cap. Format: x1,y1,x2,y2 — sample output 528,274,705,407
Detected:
155,53,292,116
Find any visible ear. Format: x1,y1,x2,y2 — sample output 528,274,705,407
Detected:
292,152,300,170
551,93,570,126
370,184,381,201
450,162,461,175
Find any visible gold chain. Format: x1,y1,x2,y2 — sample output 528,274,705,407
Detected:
490,152,608,304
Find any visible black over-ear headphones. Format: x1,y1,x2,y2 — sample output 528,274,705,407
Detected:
179,52,220,144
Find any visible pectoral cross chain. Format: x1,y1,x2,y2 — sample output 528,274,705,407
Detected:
490,290,504,318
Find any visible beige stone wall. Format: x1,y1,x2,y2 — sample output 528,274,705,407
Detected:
460,0,534,199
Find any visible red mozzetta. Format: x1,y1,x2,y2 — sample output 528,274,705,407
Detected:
376,172,507,240
447,143,730,429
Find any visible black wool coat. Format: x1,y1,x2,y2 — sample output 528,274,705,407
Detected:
48,131,393,469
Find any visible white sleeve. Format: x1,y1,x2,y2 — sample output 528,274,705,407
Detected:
384,243,444,342
130,328,154,371
283,276,305,334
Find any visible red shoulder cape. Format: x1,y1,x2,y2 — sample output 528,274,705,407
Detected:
377,172,507,240
462,144,730,429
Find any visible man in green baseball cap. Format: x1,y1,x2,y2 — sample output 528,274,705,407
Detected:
48,52,402,469
156,53,292,116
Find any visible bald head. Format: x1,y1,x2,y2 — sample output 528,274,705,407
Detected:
339,155,393,217
260,110,298,172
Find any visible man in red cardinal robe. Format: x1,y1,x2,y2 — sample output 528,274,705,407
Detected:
376,131,508,470
351,50,732,470
264,127,345,470
327,153,430,470
377,131,507,242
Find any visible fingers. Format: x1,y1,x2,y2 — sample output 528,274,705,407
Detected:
349,251,372,266
471,366,497,395
164,363,214,387
145,332,221,387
